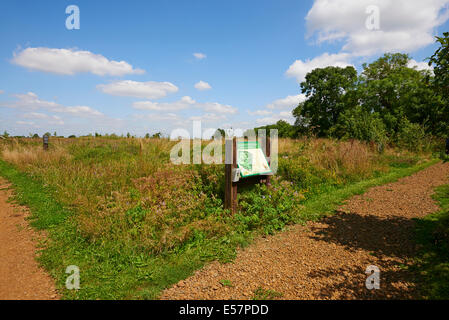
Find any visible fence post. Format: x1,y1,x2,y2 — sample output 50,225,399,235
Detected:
43,135,49,150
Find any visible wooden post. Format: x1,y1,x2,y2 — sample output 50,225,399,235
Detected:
265,136,271,187
231,137,238,213
224,138,232,212
446,137,449,155
43,135,49,151
224,137,238,214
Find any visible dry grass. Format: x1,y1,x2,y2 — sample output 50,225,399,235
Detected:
1,144,70,167
308,139,376,179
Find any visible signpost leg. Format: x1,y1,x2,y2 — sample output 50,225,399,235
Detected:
265,136,271,187
225,137,237,214
231,137,238,213
446,137,449,155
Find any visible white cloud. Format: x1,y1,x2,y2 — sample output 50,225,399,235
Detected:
16,121,35,126
141,112,183,122
279,111,293,117
193,53,207,60
200,102,237,114
255,113,294,125
265,94,307,109
306,0,449,56
12,47,145,76
97,80,178,99
4,92,104,117
194,81,212,91
408,59,434,72
133,96,237,114
133,96,195,111
189,113,226,122
248,110,273,116
22,112,64,125
286,53,354,82
250,95,300,125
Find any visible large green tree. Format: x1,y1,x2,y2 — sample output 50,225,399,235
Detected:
428,32,449,98
359,53,445,135
293,66,358,136
428,32,449,135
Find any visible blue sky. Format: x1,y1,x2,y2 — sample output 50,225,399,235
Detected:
1,0,448,137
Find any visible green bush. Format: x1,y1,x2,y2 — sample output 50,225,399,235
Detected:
331,106,388,147
396,118,428,152
236,179,304,235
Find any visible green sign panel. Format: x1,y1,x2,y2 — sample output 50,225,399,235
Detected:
236,141,272,178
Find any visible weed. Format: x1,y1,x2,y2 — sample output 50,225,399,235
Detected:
252,287,283,300
219,279,233,287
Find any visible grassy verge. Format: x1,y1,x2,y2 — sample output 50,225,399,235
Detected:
412,183,449,299
0,157,439,299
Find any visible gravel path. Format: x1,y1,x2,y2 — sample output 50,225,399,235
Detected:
161,162,449,300
0,178,58,300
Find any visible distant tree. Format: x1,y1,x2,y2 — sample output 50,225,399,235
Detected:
126,132,131,138
152,132,162,139
95,132,101,137
32,133,39,138
293,66,358,136
250,120,297,138
145,133,150,139
3,130,9,138
68,135,76,138
44,132,51,137
53,131,57,137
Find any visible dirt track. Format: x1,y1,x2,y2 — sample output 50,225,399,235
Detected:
161,162,449,300
0,178,58,300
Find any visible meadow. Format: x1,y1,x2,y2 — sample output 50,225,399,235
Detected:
0,136,436,299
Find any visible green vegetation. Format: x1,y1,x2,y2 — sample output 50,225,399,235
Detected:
219,279,233,287
0,136,436,300
252,287,283,300
413,184,449,299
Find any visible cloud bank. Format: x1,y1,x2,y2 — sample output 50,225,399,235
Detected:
12,47,145,76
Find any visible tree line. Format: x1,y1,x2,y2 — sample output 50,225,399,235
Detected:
253,33,449,151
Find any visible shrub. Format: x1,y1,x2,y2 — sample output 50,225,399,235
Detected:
237,178,304,234
396,118,428,152
331,105,388,147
